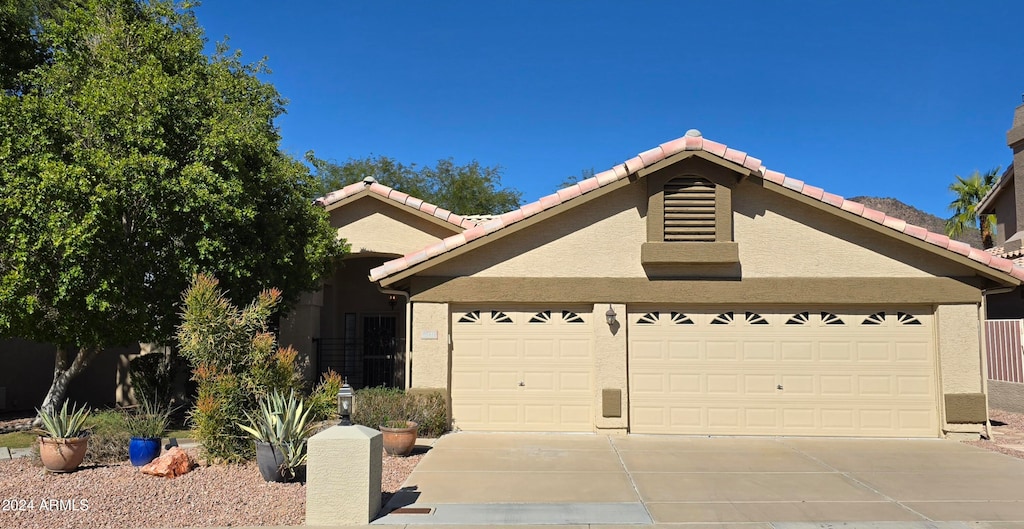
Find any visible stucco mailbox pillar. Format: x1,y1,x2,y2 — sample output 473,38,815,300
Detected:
306,425,382,525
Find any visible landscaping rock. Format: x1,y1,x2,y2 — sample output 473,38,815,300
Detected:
140,446,194,478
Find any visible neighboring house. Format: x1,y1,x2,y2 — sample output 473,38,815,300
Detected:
976,100,1024,413
978,101,1024,319
286,128,1024,440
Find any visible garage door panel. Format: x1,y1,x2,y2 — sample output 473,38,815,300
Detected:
782,408,816,428
819,342,854,361
629,308,938,437
743,342,776,361
560,339,591,358
896,342,929,361
489,340,518,358
452,307,594,432
706,341,738,360
781,342,814,360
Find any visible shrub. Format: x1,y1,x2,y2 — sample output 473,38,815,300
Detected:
352,387,449,438
308,369,344,422
407,389,448,438
177,274,305,463
84,410,131,465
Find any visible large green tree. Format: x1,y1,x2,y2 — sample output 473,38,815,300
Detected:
946,167,1001,248
306,152,523,215
0,0,344,417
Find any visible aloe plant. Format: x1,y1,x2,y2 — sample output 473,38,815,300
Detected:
36,400,91,439
237,390,313,479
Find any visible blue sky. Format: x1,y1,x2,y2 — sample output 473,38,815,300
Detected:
194,1,1024,217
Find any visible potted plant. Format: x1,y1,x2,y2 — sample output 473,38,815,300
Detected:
238,390,313,482
380,419,418,456
124,399,171,466
36,400,91,473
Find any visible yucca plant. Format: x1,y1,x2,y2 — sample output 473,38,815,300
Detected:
237,390,313,480
36,400,91,439
124,398,173,439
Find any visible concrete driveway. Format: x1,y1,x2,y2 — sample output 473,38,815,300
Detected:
376,433,1024,525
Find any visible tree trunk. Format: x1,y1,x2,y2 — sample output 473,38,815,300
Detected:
981,218,994,249
33,345,102,426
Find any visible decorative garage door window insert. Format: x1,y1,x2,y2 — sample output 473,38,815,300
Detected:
456,310,515,324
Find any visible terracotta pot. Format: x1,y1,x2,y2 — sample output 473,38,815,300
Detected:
380,421,418,456
38,436,89,473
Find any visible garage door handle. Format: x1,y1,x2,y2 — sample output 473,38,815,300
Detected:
519,381,525,387
777,385,783,390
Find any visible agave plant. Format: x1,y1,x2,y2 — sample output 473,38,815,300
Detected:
36,400,91,439
237,390,313,479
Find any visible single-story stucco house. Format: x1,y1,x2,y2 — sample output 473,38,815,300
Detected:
277,128,1024,440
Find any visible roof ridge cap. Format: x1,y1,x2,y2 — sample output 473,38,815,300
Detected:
369,132,1024,283
316,180,478,230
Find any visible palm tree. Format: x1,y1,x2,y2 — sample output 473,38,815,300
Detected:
946,167,1001,248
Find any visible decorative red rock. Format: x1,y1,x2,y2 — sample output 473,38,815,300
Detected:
140,447,194,478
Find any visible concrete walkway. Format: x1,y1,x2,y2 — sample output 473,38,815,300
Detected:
375,433,1024,525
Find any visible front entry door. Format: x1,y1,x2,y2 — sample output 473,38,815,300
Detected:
363,315,397,388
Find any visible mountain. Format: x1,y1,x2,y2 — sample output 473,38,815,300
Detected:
848,196,983,249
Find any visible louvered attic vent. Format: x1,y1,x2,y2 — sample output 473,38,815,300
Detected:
664,177,716,242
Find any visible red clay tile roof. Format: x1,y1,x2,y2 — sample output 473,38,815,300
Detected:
315,179,479,230
987,246,1024,267
369,130,1024,283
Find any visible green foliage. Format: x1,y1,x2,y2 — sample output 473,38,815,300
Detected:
177,274,305,463
36,400,90,439
0,431,36,448
237,390,312,479
83,409,131,464
128,350,181,409
0,0,345,413
122,398,171,438
308,369,344,422
307,152,522,215
352,387,449,438
946,167,1001,248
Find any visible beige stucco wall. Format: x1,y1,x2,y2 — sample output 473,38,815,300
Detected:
430,183,649,278
428,178,971,280
329,196,456,256
410,302,449,389
733,182,963,278
592,303,627,432
936,303,983,395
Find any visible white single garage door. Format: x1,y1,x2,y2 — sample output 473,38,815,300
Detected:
629,308,938,437
451,308,593,432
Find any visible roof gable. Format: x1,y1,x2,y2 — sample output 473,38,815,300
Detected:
316,179,479,231
977,165,1014,214
370,131,1024,285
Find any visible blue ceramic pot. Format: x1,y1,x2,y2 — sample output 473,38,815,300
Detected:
129,437,162,466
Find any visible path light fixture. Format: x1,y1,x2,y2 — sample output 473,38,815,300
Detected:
337,380,354,426
605,304,617,326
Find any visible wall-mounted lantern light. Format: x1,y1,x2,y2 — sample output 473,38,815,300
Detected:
387,294,398,309
605,304,617,326
337,380,354,426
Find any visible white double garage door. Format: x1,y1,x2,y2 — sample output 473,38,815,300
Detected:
451,307,939,437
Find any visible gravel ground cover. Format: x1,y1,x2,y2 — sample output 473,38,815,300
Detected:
964,407,1024,459
0,445,424,528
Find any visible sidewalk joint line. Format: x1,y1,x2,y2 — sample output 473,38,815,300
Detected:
607,435,654,524
780,440,933,522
